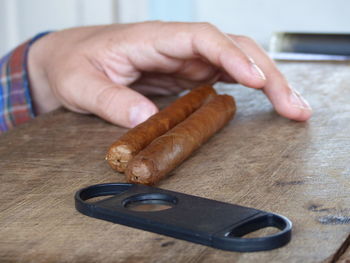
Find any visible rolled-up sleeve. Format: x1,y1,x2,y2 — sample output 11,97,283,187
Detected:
0,32,50,134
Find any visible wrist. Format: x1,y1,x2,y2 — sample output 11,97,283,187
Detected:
28,32,61,114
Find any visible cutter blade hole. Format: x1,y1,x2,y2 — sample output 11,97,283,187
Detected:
123,193,177,212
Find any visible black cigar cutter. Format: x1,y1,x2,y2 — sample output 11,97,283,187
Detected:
75,183,292,252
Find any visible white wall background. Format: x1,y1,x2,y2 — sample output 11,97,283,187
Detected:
194,0,350,47
1,0,350,56
0,0,115,56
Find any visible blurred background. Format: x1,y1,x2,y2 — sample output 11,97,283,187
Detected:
1,0,349,57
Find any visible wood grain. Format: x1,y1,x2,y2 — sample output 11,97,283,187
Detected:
0,62,350,262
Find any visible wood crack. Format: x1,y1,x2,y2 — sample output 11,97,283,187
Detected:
331,232,350,262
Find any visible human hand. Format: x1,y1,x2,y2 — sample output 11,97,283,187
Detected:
28,21,312,128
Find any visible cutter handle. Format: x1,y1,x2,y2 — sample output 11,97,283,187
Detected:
213,213,292,252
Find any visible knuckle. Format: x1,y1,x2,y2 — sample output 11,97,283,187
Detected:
195,22,218,32
133,20,164,34
234,35,255,45
145,20,163,27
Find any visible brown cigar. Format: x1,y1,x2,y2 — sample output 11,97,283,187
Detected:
126,94,236,185
106,85,217,172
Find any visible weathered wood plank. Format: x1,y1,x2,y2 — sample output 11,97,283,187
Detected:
0,62,349,262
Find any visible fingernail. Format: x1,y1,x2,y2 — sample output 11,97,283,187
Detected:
290,90,312,110
129,103,156,127
250,60,266,80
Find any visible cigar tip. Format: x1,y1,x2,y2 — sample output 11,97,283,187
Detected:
134,162,152,178
106,144,134,172
127,160,153,184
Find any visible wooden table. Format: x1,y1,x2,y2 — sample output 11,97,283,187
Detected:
0,62,350,263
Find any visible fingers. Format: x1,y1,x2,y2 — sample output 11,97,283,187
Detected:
58,66,158,128
148,22,310,121
130,72,191,95
131,70,216,96
230,34,312,121
173,58,219,82
152,22,266,89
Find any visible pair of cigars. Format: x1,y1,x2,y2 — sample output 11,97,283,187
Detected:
106,85,236,185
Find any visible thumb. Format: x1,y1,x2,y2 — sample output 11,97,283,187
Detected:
95,84,158,128
71,72,158,128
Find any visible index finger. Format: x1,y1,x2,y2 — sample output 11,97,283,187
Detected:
152,22,267,89
230,34,312,121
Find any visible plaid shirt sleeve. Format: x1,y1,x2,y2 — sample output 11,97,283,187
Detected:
0,32,50,134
